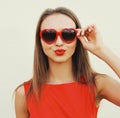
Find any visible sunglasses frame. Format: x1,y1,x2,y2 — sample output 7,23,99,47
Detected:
40,28,78,44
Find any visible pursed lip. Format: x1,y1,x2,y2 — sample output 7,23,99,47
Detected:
54,49,66,55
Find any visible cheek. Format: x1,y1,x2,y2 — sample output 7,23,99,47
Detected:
41,40,52,56
68,41,77,53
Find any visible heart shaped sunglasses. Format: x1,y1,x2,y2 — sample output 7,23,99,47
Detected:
40,28,78,44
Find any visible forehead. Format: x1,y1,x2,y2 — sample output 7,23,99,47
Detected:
41,13,76,30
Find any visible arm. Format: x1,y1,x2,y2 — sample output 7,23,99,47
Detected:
94,46,120,78
77,25,120,106
15,86,29,118
77,24,120,78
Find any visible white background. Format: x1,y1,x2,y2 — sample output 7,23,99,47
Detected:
0,0,120,118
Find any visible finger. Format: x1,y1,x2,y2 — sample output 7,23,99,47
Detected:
88,25,94,33
76,29,82,37
84,25,97,41
77,35,88,49
85,25,95,35
81,24,95,36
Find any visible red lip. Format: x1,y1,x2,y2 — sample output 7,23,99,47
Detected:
55,49,66,56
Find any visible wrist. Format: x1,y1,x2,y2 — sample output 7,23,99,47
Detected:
92,45,110,60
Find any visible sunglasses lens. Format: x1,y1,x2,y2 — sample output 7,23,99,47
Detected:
42,29,56,43
62,29,76,42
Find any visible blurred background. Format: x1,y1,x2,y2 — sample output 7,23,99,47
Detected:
0,0,120,117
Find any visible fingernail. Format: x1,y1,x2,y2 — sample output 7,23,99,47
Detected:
88,28,91,32
81,31,84,36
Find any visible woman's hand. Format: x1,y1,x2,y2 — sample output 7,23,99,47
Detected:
77,25,104,55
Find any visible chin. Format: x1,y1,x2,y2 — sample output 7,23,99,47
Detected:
50,57,71,64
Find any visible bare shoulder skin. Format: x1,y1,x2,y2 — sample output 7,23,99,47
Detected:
15,86,29,118
95,73,120,106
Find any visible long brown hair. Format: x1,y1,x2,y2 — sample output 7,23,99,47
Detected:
31,7,95,97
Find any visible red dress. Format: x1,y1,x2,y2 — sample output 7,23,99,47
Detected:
24,81,98,118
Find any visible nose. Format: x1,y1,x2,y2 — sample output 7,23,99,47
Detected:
55,36,63,46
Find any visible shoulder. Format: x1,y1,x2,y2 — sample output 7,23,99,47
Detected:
93,73,109,105
15,79,32,97
15,85,26,109
94,73,120,106
15,85,27,115
15,80,32,107
94,73,109,94
15,85,25,98
94,73,115,91
94,73,118,98
15,80,31,95
15,82,30,117
94,73,110,85
94,73,108,79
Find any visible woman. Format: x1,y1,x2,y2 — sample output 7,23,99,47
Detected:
15,7,120,118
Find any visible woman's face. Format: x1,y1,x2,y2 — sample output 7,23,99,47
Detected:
40,13,77,63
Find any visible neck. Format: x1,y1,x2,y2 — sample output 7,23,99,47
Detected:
47,59,75,84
